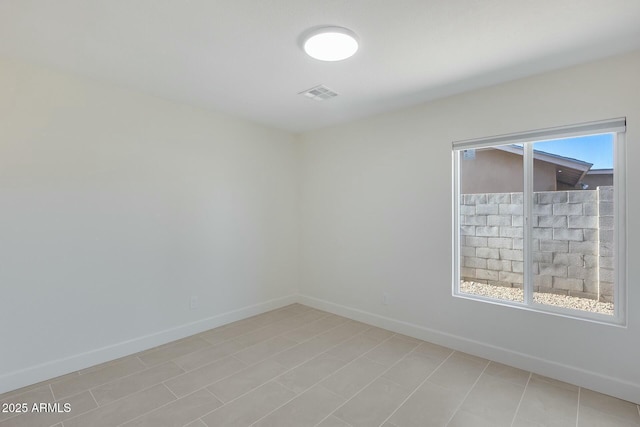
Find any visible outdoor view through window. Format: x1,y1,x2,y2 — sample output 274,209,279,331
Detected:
458,134,615,316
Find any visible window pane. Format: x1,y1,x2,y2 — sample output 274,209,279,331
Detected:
458,145,524,303
531,135,614,315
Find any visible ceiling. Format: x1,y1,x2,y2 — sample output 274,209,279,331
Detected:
1,1,640,133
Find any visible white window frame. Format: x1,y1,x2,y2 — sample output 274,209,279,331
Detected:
452,118,627,326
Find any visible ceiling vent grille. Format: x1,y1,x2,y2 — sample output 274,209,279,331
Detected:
299,85,338,101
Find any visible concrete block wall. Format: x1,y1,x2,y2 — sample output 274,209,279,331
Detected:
598,186,615,301
460,187,614,302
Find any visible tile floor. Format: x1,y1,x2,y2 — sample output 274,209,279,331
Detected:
1,304,639,427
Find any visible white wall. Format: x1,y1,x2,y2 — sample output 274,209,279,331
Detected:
0,58,299,392
3,50,639,403
299,50,640,403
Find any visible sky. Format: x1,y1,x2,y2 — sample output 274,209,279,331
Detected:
534,133,614,169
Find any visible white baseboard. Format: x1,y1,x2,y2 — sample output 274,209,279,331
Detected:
297,293,640,405
5,292,638,405
0,294,297,395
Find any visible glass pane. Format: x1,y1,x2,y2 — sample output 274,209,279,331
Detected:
458,145,524,303
532,134,614,315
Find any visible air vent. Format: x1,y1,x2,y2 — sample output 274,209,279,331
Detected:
299,85,338,101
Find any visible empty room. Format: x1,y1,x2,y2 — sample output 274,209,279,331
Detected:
1,1,639,426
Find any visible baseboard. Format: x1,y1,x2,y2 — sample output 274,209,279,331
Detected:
297,293,640,404
0,294,297,395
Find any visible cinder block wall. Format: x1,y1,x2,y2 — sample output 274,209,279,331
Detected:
460,187,614,302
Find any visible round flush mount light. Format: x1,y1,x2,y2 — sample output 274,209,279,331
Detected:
302,26,359,61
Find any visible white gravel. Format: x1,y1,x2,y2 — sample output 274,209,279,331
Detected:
460,281,613,315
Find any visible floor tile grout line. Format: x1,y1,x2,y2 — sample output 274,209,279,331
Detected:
137,337,205,366
8,308,502,427
113,383,193,427
443,359,491,426
316,384,360,427
272,379,299,395
61,382,174,426
174,343,238,372
221,311,332,347
77,355,135,376
312,334,437,427
229,339,300,367
88,389,99,408
0,374,74,403
161,315,357,400
208,312,354,370
134,356,146,367
576,387,581,427
49,383,57,403
0,305,321,401
232,311,335,345
318,336,433,426
0,413,20,424
7,304,637,427
85,360,185,405
165,384,180,400
203,387,223,404
323,413,356,427
510,372,532,427
81,389,101,425
29,387,111,427
0,329,448,427
134,311,341,398
51,357,150,401
139,306,325,364
0,308,316,427
250,334,408,427
168,310,318,352
113,312,367,427
376,350,458,427
204,387,224,403
248,332,404,427
376,374,414,391
192,323,389,426
167,311,337,375
273,315,337,346
179,321,351,393
141,376,233,424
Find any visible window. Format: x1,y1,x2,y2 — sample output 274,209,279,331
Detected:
452,119,626,324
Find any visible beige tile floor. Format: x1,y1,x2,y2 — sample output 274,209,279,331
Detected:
1,304,639,427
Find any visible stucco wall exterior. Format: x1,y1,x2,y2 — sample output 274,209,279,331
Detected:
460,149,558,194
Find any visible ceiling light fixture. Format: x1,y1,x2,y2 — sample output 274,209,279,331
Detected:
302,26,359,61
